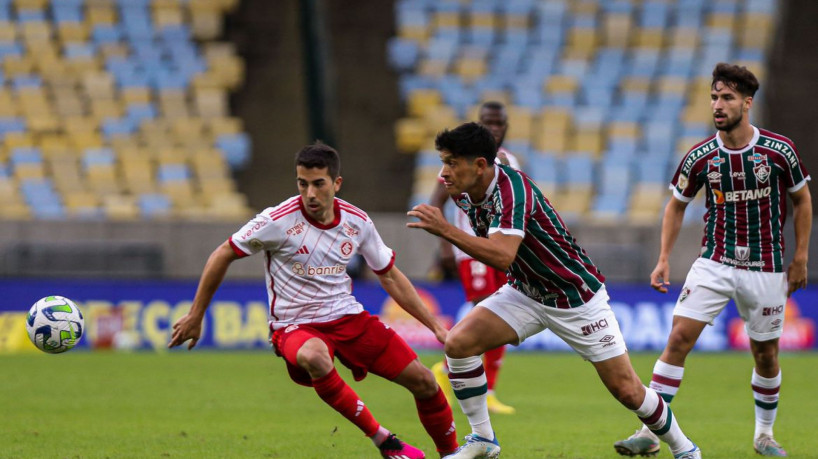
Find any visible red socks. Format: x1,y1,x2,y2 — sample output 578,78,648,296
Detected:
312,368,380,437
415,387,458,454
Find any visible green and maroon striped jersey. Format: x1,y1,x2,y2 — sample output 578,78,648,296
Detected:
670,126,810,272
453,164,605,308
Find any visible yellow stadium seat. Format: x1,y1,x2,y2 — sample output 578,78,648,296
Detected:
656,76,688,95
14,163,46,180
206,116,243,138
154,148,187,164
550,187,593,217
3,55,35,77
416,59,448,79
89,99,123,119
633,28,664,49
620,77,652,93
121,87,152,105
86,166,121,194
122,161,156,194
27,114,60,133
669,27,699,49
567,27,597,53
398,24,429,43
56,22,88,43
505,106,533,142
570,0,599,16
102,194,139,220
54,93,86,117
394,117,427,154
707,13,736,31
0,202,31,220
153,6,185,28
14,0,49,8
83,72,117,100
193,88,227,118
0,21,17,41
607,121,641,140
629,184,666,225
740,14,774,49
454,57,487,83
570,128,604,157
64,191,100,215
87,6,117,26
469,10,496,29
602,13,631,48
406,88,442,118
190,7,222,40
206,192,251,221
4,132,35,150
0,88,18,117
20,21,52,43
63,117,99,134
421,105,458,135
545,74,579,94
69,131,104,151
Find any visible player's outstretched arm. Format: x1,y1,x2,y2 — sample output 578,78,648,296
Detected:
377,266,448,344
407,203,521,271
650,197,688,293
168,241,241,350
787,185,812,296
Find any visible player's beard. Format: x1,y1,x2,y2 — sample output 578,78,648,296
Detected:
714,111,742,132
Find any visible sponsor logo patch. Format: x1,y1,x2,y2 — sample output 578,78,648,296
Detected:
707,171,722,183
581,318,609,336
762,305,784,316
599,335,616,347
677,173,689,190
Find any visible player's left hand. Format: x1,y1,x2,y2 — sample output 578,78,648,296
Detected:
786,260,808,296
406,204,449,236
168,313,203,350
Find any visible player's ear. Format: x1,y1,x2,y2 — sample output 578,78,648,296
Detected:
334,176,342,192
744,96,753,112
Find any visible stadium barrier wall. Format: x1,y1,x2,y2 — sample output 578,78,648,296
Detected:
0,279,813,353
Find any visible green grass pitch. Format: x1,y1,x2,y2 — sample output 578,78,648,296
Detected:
1,351,817,458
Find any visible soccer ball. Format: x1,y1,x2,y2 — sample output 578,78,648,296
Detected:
26,296,85,354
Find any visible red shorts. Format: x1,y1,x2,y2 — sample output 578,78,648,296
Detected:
271,311,417,387
458,259,507,302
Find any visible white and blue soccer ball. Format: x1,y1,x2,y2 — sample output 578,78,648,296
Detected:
26,296,84,354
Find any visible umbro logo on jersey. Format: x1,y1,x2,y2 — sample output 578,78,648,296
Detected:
296,245,310,255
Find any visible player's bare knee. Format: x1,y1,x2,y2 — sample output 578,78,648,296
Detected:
296,339,332,377
443,330,478,359
751,342,779,372
664,331,695,360
411,368,440,399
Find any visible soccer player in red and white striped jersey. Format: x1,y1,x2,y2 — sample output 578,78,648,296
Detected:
169,143,458,458
409,123,700,459
614,63,811,458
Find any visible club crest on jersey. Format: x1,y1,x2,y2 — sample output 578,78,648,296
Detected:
735,246,750,261
340,240,353,258
707,171,722,183
249,238,264,251
753,164,771,183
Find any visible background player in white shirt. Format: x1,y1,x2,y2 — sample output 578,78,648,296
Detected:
429,101,518,415
169,143,459,458
614,63,812,458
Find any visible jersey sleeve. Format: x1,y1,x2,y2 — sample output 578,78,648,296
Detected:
228,209,282,257
358,218,395,274
487,169,528,238
783,142,811,193
670,154,703,203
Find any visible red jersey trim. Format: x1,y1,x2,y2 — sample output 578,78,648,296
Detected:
228,237,251,257
372,250,396,275
300,197,341,229
270,200,301,221
338,201,368,221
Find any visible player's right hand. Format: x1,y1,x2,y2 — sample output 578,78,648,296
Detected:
168,313,202,350
650,260,671,293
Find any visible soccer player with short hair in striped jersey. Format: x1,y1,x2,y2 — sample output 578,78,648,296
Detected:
169,143,459,458
614,63,811,458
429,101,519,416
408,122,701,459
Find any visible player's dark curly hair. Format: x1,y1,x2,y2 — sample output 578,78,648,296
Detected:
296,142,340,179
712,62,759,98
435,122,497,164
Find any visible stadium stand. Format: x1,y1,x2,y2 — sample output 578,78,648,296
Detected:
390,0,779,223
0,0,251,221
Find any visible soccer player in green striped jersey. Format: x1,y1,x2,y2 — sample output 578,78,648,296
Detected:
408,122,701,459
614,63,812,458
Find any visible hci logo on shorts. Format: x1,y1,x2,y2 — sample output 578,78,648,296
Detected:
762,305,784,316
581,318,609,336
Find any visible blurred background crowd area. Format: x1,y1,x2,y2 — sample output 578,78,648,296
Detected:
0,0,816,283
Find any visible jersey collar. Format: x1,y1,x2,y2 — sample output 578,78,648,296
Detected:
716,125,759,154
299,197,341,229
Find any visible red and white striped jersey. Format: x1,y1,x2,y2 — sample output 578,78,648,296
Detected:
452,148,521,263
228,196,395,330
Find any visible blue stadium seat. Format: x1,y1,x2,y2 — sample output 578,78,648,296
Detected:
388,37,420,72
101,118,137,140
82,148,116,169
21,179,64,219
64,43,96,60
157,164,190,182
139,193,172,218
10,147,43,166
125,103,157,125
12,75,42,91
215,133,252,169
0,41,23,59
562,154,595,187
92,24,123,45
16,9,46,23
52,5,83,24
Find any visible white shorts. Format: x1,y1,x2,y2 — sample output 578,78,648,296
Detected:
478,284,627,362
675,258,788,342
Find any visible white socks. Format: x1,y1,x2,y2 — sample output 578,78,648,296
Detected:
446,355,494,440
